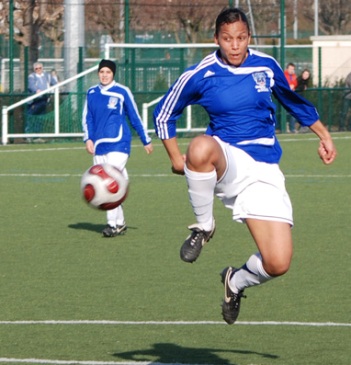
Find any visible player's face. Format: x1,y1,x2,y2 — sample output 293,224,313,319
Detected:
98,67,114,86
215,21,251,67
34,65,43,75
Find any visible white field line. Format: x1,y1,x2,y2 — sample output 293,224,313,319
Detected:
0,173,350,179
0,173,171,177
1,321,349,365
0,320,350,327
0,134,350,154
1,359,221,365
0,359,175,365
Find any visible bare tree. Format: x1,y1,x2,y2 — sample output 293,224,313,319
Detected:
249,0,280,44
130,0,228,43
40,0,64,60
85,0,123,43
0,0,64,62
302,0,351,35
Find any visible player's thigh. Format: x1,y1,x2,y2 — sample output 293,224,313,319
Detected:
106,152,128,169
107,152,129,179
246,219,293,276
94,152,129,179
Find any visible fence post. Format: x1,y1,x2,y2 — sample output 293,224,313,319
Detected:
2,106,8,145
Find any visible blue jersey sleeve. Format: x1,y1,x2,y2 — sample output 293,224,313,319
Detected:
271,63,319,126
123,87,152,146
153,65,201,139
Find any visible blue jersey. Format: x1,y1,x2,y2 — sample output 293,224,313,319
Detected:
153,49,319,163
83,81,151,156
28,71,57,94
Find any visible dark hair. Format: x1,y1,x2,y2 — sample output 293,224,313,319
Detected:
215,8,250,35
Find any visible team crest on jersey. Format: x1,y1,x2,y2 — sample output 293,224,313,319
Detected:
252,72,269,92
107,97,118,109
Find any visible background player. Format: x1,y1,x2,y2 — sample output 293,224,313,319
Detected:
83,59,153,237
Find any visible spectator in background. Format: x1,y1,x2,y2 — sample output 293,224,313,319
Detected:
339,71,351,131
296,69,311,93
50,69,59,84
26,62,58,142
284,62,298,133
296,69,311,133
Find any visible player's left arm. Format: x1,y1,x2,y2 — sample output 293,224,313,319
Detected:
85,139,94,155
123,89,152,148
309,120,337,165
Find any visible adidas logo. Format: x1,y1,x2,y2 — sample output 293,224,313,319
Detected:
204,70,215,78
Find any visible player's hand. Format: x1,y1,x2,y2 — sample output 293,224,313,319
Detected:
144,143,153,155
309,120,337,165
85,140,94,155
318,139,337,165
171,154,186,175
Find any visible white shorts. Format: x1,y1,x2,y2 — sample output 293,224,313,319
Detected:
94,152,129,180
213,137,293,225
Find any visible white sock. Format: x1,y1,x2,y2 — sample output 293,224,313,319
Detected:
229,253,272,293
184,166,216,231
107,205,125,227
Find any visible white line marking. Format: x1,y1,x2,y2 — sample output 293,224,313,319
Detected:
0,147,85,153
0,320,349,327
0,134,350,154
285,174,351,178
0,359,162,365
0,173,350,178
0,173,171,177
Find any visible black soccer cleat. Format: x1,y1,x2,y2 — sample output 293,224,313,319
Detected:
102,224,127,237
220,266,246,325
180,222,216,263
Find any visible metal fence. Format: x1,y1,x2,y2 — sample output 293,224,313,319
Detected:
1,43,350,145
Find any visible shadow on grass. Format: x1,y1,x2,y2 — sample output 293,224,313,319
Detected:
68,222,106,233
114,342,279,364
68,222,137,233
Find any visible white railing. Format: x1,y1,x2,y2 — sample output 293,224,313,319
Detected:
4,43,319,145
1,65,97,145
142,97,204,133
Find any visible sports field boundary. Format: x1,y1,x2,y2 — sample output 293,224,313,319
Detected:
0,133,350,154
1,359,186,365
0,320,349,327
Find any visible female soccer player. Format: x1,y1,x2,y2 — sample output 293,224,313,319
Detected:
83,59,153,237
153,8,336,324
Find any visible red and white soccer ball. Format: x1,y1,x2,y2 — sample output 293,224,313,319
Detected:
81,163,129,210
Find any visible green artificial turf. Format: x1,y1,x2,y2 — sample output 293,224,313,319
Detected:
0,133,350,365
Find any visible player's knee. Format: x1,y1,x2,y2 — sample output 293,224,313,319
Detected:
186,135,214,167
264,259,291,277
186,135,223,170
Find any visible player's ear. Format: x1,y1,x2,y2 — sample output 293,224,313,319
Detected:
214,33,219,45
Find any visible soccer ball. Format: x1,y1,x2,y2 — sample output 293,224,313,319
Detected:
81,163,129,210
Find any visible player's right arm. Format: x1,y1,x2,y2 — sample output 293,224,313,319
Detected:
82,91,95,154
162,137,186,175
153,68,199,174
153,67,199,140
